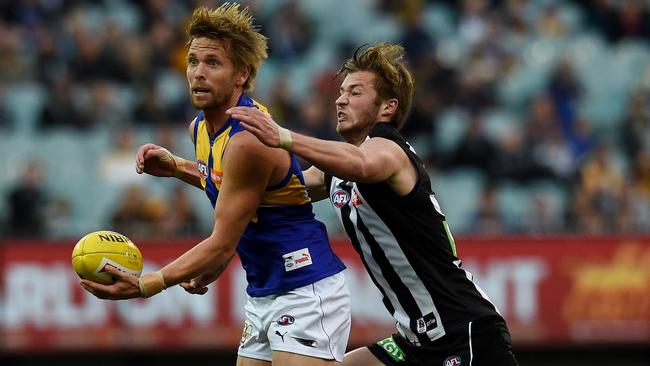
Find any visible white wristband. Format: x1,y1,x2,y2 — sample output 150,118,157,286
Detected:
278,127,292,150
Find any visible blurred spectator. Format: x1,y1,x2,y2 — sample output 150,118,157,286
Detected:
120,36,154,86
5,160,48,237
159,185,200,237
536,3,567,37
266,0,313,61
490,129,551,183
0,21,28,82
77,80,128,128
528,193,564,234
68,28,120,82
502,0,529,37
456,13,513,112
621,89,650,160
567,116,596,165
39,74,87,130
134,85,170,125
617,0,650,41
98,126,142,188
147,20,179,73
471,184,505,235
547,61,582,138
110,184,167,238
576,143,625,232
399,11,436,69
526,94,576,181
34,26,65,85
295,93,338,141
618,151,650,232
267,77,300,128
458,0,490,46
401,86,437,144
447,112,496,174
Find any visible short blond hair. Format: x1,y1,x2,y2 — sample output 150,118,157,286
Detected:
338,43,414,129
187,3,268,92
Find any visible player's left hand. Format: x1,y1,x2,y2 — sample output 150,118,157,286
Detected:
79,265,142,300
227,106,281,148
180,279,209,295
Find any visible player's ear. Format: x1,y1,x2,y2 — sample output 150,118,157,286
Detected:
380,98,399,119
236,66,250,88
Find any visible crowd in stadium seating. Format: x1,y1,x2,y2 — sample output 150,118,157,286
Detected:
1,0,649,239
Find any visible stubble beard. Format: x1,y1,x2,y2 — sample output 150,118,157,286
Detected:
337,102,381,140
190,81,237,112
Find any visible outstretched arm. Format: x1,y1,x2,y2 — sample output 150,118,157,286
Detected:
81,132,275,299
228,106,405,184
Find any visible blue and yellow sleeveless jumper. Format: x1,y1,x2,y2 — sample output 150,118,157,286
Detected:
193,94,345,297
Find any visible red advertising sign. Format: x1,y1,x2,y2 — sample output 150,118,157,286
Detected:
1,236,649,352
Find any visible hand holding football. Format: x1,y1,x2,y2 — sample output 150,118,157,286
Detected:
71,230,143,284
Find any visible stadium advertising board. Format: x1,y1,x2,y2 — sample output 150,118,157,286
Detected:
1,236,648,352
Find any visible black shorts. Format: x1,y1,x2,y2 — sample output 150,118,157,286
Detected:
368,317,518,366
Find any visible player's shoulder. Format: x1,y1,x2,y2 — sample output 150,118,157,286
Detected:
364,135,404,153
251,98,269,114
227,128,274,156
188,114,203,144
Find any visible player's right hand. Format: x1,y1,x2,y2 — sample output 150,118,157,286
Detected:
135,143,178,177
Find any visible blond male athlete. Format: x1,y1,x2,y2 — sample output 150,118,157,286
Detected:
80,4,350,365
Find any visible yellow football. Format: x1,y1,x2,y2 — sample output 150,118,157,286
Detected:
71,230,143,284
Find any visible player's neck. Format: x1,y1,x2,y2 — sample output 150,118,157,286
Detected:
342,121,378,146
203,91,244,136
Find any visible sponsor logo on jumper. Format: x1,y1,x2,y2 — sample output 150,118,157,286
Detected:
444,356,462,366
277,314,295,326
283,248,313,272
351,189,362,206
197,160,208,180
416,312,437,334
331,189,350,208
211,169,223,185
377,337,406,362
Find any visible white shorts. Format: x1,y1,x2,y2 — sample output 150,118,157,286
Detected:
238,271,351,362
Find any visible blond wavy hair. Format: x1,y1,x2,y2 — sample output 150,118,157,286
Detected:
338,43,414,129
187,3,268,92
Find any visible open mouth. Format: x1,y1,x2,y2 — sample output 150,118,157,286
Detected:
192,88,210,95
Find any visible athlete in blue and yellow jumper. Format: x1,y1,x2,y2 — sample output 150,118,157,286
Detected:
79,4,350,366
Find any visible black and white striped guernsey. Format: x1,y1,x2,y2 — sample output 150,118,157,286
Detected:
326,123,500,346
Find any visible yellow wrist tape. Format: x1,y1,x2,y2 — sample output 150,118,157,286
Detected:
139,272,166,298
159,147,182,179
173,167,184,179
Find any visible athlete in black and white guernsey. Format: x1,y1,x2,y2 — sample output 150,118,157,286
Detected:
230,43,519,366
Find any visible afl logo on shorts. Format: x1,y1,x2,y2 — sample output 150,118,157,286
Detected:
197,160,208,180
444,356,462,366
331,189,350,208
